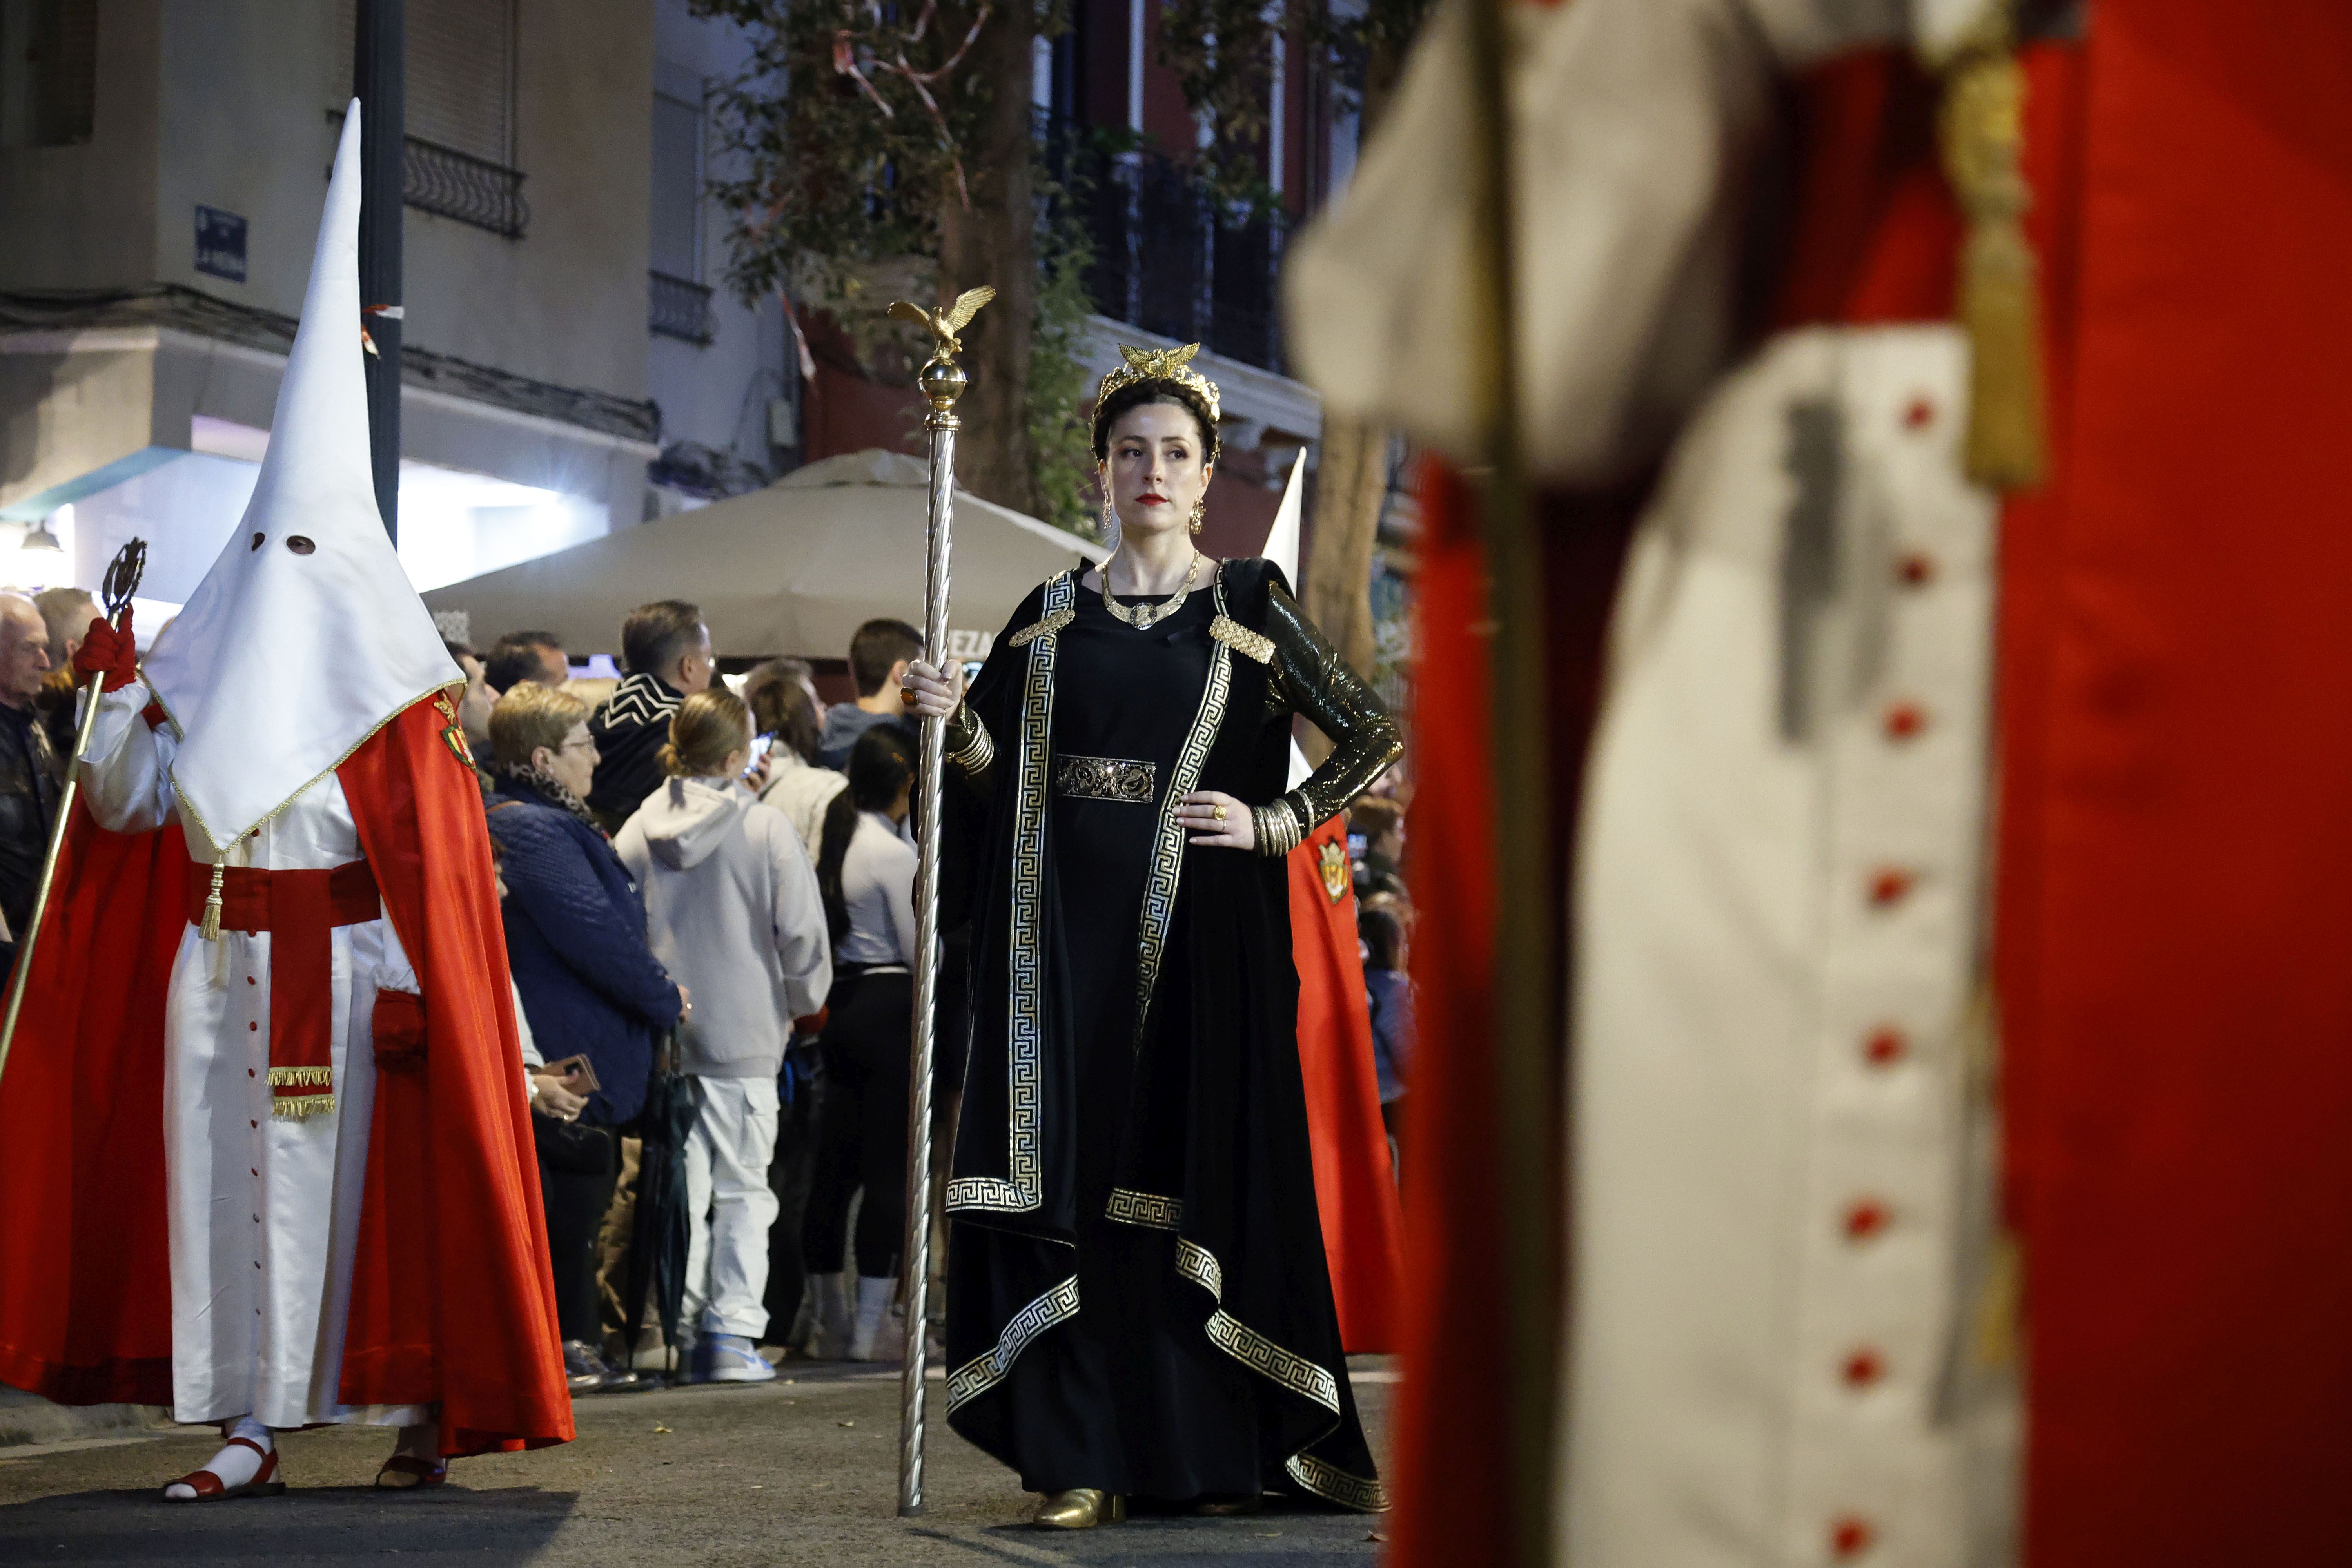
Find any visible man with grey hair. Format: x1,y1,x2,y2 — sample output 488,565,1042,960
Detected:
0,595,57,960
33,586,98,764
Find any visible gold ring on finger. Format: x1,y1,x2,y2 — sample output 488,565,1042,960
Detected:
1213,803,1227,822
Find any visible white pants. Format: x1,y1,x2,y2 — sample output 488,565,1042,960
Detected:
682,1076,781,1340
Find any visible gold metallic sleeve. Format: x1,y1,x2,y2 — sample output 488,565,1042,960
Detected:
1262,582,1402,848
946,702,995,792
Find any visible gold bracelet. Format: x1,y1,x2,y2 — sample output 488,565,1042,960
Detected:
947,709,994,773
1250,799,1303,858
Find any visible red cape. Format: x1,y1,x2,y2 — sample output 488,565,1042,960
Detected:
0,695,571,1457
1287,814,1403,1353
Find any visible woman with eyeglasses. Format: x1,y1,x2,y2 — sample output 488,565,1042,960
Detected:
484,682,688,1395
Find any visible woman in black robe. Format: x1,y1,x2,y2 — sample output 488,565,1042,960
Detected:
903,344,1401,1529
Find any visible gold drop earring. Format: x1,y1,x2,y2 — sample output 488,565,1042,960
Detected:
1188,496,1206,535
1098,469,1118,541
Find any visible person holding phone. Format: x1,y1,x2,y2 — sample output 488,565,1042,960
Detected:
485,683,690,1394
615,688,831,1384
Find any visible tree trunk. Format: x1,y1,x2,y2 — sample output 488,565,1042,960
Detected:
1300,416,1390,763
937,2,1039,516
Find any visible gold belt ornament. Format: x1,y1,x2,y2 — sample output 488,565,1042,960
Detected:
1055,754,1155,804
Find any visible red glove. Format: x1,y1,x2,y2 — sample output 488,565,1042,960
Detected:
72,610,138,693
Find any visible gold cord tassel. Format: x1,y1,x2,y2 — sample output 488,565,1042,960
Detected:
198,856,225,942
1940,40,2046,491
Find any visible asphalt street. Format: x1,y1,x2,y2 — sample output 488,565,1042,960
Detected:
0,1359,1395,1566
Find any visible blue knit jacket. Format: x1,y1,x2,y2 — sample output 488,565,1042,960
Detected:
486,784,682,1125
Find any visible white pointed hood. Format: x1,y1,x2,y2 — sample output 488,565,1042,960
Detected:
144,103,461,851
1263,455,1315,793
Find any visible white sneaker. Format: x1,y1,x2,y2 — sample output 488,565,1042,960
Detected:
810,1275,853,1360
848,1276,902,1362
689,1332,777,1384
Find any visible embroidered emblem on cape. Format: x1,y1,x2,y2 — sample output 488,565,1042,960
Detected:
1131,573,1233,1051
945,1274,1080,1412
1208,614,1274,664
948,572,1072,1216
1056,754,1154,804
1318,838,1349,903
1006,606,1075,648
434,693,475,768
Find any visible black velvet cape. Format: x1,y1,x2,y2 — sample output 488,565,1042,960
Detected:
940,558,1384,1510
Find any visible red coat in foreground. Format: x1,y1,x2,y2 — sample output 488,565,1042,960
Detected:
0,697,572,1457
1288,814,1403,1352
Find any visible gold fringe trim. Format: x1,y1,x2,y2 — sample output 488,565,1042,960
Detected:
267,1065,334,1089
1938,27,2046,491
270,1093,335,1120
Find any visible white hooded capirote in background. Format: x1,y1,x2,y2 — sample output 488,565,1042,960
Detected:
76,103,457,1433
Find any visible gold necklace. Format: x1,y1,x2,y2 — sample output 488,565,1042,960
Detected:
1100,552,1201,630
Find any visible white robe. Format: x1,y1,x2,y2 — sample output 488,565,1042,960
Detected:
80,680,426,1430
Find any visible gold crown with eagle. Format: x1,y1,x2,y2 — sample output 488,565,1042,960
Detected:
1092,343,1223,460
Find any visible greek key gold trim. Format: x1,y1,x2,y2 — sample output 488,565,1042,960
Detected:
944,1274,1080,1412
948,572,1072,1216
1055,753,1154,803
1005,607,1075,649
1131,572,1233,1051
1175,1238,1341,1414
1209,614,1274,665
1106,1188,1184,1231
1285,1452,1390,1513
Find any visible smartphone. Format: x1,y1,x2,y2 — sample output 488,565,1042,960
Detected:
746,734,774,771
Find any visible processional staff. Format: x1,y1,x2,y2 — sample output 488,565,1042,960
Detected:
884,283,995,1518
0,538,149,1088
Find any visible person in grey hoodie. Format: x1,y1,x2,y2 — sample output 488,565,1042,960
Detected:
615,687,831,1385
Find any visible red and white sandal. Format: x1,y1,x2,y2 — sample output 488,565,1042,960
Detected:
374,1454,447,1490
161,1439,285,1502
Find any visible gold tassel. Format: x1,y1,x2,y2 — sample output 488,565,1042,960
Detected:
1939,42,2046,491
271,1094,335,1120
198,856,226,942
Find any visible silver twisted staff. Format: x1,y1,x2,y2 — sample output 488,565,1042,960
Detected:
888,284,992,1517
0,538,148,1089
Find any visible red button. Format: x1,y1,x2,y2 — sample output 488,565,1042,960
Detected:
1902,397,1935,430
1896,553,1936,587
1831,1515,1877,1559
249,1021,258,1032
1842,1347,1886,1388
248,1068,256,1078
247,976,256,986
249,1120,257,1129
1844,1199,1891,1241
1882,702,1926,741
1863,1027,1907,1067
1868,868,1916,907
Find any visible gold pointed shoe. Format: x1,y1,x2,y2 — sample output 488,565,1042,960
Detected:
1033,1488,1127,1529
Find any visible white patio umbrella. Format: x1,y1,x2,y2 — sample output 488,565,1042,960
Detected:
421,449,1105,661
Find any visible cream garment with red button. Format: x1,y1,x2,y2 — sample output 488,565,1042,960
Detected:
79,694,425,1431
1568,325,2004,1568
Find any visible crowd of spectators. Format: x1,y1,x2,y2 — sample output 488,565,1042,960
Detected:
0,584,1411,1391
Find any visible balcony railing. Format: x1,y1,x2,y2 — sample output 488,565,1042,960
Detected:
649,271,715,344
1040,120,1289,374
326,111,530,239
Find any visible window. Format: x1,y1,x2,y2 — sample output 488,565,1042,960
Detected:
334,0,517,165
0,0,97,149
648,78,711,343
649,87,703,282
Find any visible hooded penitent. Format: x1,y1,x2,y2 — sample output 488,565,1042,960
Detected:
0,104,570,1458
